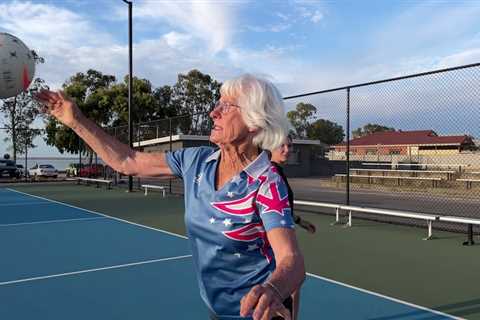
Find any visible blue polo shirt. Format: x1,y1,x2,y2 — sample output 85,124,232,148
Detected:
166,146,295,319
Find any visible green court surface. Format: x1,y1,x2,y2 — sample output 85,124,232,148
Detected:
6,183,480,319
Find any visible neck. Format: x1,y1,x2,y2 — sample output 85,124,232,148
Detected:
218,142,259,174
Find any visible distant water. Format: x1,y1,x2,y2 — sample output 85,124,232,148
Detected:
16,157,105,170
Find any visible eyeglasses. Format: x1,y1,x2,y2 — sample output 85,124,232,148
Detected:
213,101,240,114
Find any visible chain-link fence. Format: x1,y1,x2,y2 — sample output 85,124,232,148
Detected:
284,63,480,238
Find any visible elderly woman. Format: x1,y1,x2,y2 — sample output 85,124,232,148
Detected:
36,74,305,320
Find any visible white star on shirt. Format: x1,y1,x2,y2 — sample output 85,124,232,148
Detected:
244,217,252,223
280,220,286,225
234,253,241,258
247,244,259,251
227,191,234,198
195,173,203,184
223,218,232,227
209,217,216,224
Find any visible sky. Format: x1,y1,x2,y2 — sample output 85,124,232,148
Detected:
1,0,479,157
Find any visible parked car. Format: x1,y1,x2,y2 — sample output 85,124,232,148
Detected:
79,164,104,177
16,164,27,177
0,159,19,178
29,164,58,178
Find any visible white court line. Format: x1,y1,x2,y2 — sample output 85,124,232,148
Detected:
6,188,188,240
0,254,192,286
0,201,55,207
6,188,460,319
0,216,107,228
306,272,464,320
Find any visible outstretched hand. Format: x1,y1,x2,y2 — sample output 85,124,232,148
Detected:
35,90,80,127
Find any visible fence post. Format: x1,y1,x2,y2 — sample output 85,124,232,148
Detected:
346,87,350,206
169,118,172,194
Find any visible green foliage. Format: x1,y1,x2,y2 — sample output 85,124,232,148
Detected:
171,69,221,134
44,69,117,155
287,102,345,144
43,68,222,155
1,78,48,160
287,103,317,138
352,123,395,138
307,119,345,145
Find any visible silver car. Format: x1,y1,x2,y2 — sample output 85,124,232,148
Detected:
29,164,58,178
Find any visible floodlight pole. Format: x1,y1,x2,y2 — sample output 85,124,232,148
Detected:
123,0,134,192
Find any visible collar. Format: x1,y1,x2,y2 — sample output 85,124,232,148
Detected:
205,149,270,179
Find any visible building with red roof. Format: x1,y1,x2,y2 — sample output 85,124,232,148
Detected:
332,130,475,157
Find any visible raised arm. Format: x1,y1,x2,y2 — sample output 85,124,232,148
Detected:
36,90,173,177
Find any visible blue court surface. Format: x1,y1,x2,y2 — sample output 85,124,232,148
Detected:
0,188,462,319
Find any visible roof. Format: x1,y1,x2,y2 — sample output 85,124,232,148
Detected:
335,130,472,147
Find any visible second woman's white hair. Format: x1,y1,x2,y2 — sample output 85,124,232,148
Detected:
220,74,290,151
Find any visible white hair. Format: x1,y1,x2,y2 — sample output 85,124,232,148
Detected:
220,74,290,151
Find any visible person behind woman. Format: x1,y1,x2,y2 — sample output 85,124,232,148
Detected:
271,135,316,234
35,74,305,320
270,135,316,320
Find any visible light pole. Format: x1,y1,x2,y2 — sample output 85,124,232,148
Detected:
122,0,134,192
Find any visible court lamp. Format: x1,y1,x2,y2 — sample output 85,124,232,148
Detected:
122,0,134,192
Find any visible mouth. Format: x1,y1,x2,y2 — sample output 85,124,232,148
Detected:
212,125,222,131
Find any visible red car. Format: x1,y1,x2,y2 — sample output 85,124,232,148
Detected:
79,164,104,177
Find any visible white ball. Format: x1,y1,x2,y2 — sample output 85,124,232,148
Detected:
0,32,36,99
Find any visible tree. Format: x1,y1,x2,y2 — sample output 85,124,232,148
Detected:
109,76,168,126
0,50,46,162
1,78,48,161
307,119,345,145
287,103,317,138
44,69,116,161
352,123,396,138
171,69,221,135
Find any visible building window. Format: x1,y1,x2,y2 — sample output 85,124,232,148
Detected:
366,149,377,155
389,150,401,155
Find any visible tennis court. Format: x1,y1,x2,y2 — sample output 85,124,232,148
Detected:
0,184,471,319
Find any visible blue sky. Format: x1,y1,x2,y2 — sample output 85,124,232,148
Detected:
1,0,479,156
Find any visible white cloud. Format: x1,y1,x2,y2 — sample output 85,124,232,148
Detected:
310,10,323,23
437,48,480,68
131,1,238,54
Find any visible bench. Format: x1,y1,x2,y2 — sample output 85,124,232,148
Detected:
294,200,342,225
350,168,455,180
361,162,468,172
456,179,480,189
336,174,443,187
341,205,438,240
77,177,112,189
141,184,166,197
438,216,480,245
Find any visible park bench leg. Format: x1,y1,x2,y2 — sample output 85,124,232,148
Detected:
144,187,148,196
423,221,434,240
331,207,342,226
342,210,352,228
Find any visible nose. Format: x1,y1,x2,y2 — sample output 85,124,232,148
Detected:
210,107,221,119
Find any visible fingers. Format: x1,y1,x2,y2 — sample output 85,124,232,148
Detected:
34,90,63,115
254,293,272,320
241,285,289,320
273,304,291,320
240,285,263,317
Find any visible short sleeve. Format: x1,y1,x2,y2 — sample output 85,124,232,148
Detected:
165,147,212,179
256,176,295,232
